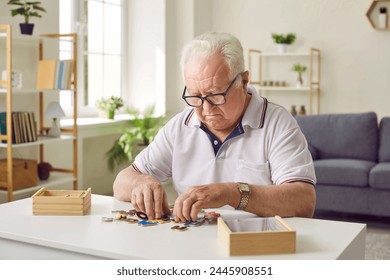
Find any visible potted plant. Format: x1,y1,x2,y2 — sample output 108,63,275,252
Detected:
7,0,47,35
291,63,307,88
106,105,166,171
96,96,124,119
271,33,296,53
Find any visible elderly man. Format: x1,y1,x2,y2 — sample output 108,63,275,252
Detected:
113,32,316,222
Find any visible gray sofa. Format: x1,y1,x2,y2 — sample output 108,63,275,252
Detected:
295,112,390,218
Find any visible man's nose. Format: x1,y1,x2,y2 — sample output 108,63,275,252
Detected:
202,99,215,110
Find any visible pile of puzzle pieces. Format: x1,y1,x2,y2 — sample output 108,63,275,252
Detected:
102,209,221,232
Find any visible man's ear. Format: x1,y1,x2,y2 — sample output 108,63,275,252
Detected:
241,71,249,90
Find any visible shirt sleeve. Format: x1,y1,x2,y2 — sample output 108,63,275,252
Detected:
132,115,177,183
267,109,316,187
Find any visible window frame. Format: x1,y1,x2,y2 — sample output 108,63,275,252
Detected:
59,0,127,117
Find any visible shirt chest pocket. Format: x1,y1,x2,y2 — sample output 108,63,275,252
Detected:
235,160,272,186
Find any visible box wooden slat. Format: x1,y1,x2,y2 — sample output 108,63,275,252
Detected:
217,216,296,256
32,187,91,215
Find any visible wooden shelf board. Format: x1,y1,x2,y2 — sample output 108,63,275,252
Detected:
0,88,34,94
258,86,311,91
0,88,75,94
0,135,75,148
259,52,311,57
0,172,76,196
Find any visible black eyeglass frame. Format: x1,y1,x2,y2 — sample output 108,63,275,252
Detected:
182,74,240,107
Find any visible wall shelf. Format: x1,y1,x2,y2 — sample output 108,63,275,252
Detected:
366,0,390,30
0,25,78,201
0,172,76,201
248,48,321,114
0,88,75,94
0,135,75,148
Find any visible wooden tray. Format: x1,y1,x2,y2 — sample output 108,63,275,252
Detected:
217,216,296,256
32,187,91,215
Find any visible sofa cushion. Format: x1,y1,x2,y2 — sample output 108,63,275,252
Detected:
314,159,376,187
369,162,390,190
308,143,319,160
379,117,390,162
296,112,378,162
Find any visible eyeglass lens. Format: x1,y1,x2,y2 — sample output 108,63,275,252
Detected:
184,93,226,107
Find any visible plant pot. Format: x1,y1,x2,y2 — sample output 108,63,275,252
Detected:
19,23,34,35
277,44,287,54
107,109,115,119
296,73,304,88
98,109,115,119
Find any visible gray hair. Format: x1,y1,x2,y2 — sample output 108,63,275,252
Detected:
180,32,245,84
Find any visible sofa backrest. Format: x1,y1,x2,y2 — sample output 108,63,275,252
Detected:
379,117,390,162
296,112,378,162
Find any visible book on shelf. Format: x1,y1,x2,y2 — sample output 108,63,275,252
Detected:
0,112,37,144
36,60,56,89
37,60,73,90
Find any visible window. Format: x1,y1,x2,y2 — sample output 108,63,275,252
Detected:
59,0,125,116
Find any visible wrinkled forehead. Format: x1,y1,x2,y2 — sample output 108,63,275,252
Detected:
184,54,231,91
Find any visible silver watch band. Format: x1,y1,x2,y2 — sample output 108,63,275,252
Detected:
236,182,250,210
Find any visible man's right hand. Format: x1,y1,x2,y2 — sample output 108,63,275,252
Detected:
130,175,171,220
113,167,171,220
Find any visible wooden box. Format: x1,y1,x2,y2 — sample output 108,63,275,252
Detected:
32,187,91,215
0,159,38,190
217,216,296,256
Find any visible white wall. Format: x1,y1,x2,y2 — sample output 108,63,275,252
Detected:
132,0,390,119
126,0,166,116
166,0,390,119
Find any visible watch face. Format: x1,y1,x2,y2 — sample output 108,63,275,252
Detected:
239,183,250,192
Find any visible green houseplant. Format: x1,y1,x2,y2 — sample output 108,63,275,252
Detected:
291,63,307,88
106,105,166,171
271,33,296,53
7,0,46,35
96,96,123,119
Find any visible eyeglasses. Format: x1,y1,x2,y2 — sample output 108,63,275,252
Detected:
182,74,239,107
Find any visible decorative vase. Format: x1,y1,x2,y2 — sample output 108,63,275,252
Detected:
37,162,53,180
299,105,306,115
98,109,115,119
296,73,303,88
107,109,115,119
290,105,297,116
19,23,34,35
277,44,287,54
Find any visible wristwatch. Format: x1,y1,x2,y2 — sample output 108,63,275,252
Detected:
236,182,251,210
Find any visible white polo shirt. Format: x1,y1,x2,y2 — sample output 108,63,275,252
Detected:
132,88,316,195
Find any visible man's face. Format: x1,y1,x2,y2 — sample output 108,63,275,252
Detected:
184,54,248,133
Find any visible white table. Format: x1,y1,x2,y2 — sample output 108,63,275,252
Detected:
0,194,366,259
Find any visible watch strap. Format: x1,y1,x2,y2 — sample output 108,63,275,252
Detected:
236,182,250,210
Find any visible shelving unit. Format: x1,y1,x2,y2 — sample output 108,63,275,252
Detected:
0,24,78,202
366,0,390,30
248,48,321,114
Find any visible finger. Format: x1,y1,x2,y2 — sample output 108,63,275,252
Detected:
173,197,185,222
190,201,203,222
162,192,171,215
131,193,139,210
153,188,164,219
182,197,196,221
132,192,146,213
143,189,155,220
